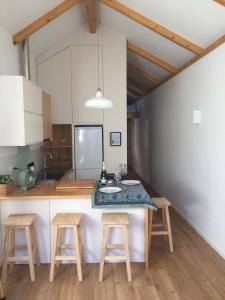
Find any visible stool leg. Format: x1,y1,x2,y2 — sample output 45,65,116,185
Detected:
56,227,62,267
0,280,5,300
25,226,35,281
99,225,108,282
122,225,132,282
162,208,168,242
165,206,174,252
2,227,10,282
31,224,40,266
9,227,15,269
78,225,85,265
73,225,82,282
49,226,58,282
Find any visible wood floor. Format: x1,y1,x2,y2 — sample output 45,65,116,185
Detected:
3,208,225,300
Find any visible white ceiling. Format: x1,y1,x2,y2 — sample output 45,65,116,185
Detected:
1,0,225,103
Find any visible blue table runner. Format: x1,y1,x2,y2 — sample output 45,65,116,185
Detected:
92,181,157,210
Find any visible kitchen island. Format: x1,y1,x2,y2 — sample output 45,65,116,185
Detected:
0,178,153,269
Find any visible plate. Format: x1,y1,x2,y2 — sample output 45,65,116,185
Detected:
121,180,140,186
99,187,122,193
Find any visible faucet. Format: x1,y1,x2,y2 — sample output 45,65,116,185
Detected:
43,152,53,180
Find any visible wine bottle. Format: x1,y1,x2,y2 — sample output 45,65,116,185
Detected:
100,161,107,184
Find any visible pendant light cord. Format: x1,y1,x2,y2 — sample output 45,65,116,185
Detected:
97,7,100,89
97,0,105,96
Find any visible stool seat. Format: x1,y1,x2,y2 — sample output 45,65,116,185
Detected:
153,197,171,208
102,213,129,225
52,213,82,226
2,213,39,282
2,214,36,226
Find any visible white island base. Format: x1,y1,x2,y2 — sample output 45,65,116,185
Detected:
1,198,146,264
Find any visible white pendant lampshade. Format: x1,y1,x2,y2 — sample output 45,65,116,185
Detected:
85,88,113,109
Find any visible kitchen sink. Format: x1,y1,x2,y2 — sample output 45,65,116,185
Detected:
38,179,56,186
37,168,68,181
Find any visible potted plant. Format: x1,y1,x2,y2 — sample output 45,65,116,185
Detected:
0,175,15,196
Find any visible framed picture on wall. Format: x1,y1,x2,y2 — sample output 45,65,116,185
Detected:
110,132,121,146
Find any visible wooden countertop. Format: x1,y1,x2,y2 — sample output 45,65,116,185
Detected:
0,182,93,200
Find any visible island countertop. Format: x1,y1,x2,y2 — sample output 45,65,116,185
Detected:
0,174,153,269
0,169,95,200
0,184,93,200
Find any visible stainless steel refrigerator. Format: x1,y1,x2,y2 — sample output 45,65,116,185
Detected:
74,125,103,179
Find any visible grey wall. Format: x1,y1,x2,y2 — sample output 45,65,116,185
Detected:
130,43,225,258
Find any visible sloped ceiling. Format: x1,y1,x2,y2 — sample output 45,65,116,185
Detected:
1,0,225,104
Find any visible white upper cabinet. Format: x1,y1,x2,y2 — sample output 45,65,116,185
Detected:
37,49,72,124
0,76,43,146
71,46,103,124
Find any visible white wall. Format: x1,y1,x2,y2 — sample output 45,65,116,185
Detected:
35,25,127,173
130,43,225,258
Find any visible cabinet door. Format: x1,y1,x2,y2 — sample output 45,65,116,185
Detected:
23,78,42,115
24,112,43,145
37,49,72,124
42,91,52,139
71,46,103,123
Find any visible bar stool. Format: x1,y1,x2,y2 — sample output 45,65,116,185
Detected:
99,212,132,282
1,214,39,282
49,213,84,282
152,197,174,252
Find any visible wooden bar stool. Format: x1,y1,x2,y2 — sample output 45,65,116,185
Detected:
99,212,132,282
49,213,84,282
2,214,39,282
152,197,174,252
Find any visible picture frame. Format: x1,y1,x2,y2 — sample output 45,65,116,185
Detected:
110,132,121,146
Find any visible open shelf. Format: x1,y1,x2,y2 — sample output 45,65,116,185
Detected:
42,124,73,168
42,145,72,149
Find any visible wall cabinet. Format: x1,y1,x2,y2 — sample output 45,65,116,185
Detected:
37,49,72,124
71,46,103,123
42,91,52,140
0,76,43,146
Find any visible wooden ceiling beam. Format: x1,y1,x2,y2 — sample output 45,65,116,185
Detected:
86,0,96,33
127,89,141,99
214,0,225,7
146,33,225,94
128,62,160,84
101,0,203,54
128,41,177,74
127,78,147,96
13,0,80,44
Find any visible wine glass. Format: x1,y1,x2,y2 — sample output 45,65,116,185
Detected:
119,164,127,177
114,166,122,186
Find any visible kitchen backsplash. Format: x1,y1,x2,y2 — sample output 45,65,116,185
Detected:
0,144,43,175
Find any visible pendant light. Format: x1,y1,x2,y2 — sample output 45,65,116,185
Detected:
85,3,113,109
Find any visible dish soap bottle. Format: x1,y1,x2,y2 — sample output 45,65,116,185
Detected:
100,161,107,185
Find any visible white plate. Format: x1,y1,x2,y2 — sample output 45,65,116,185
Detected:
121,180,140,186
99,187,122,193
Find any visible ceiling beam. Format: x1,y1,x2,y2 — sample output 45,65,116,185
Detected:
214,0,225,7
127,78,146,96
146,33,225,94
128,62,160,84
101,0,203,54
127,89,140,99
86,0,97,33
128,41,177,74
127,85,143,97
13,0,80,44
